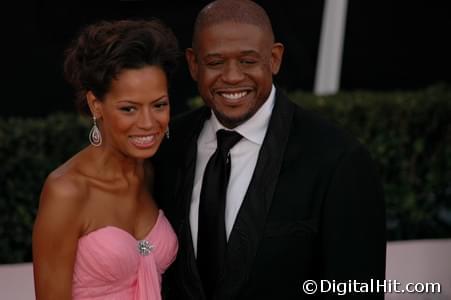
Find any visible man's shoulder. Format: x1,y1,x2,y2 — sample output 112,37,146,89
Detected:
170,106,209,132
155,106,208,158
284,95,364,154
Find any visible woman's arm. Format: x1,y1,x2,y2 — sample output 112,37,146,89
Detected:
32,175,84,300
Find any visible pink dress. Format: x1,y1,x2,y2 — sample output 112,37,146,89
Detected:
72,210,178,299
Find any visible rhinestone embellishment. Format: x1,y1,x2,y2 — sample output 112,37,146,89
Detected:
137,240,154,256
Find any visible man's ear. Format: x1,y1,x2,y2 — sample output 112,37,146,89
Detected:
86,91,103,119
270,42,285,75
186,48,199,81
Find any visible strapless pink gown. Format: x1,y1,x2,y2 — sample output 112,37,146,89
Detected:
72,210,178,299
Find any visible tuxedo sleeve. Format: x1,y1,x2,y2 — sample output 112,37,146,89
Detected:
320,143,386,299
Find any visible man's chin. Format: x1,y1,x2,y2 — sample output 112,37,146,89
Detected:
214,110,254,129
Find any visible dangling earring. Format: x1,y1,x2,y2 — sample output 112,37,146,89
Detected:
89,116,102,147
165,127,170,139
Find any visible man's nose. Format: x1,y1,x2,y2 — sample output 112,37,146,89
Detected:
221,61,245,84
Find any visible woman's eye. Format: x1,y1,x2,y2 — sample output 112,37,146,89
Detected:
155,101,169,109
120,106,136,113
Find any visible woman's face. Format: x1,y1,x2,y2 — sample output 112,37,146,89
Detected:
89,66,170,160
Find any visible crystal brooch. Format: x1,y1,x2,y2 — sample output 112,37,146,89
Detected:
137,240,154,256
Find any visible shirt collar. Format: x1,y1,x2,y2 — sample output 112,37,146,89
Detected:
205,85,276,145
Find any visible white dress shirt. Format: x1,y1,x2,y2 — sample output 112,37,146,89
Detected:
190,85,276,255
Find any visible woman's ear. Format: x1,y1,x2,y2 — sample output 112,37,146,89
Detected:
86,91,103,119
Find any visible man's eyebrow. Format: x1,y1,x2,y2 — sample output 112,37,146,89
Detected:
203,53,223,59
203,50,260,58
240,50,259,56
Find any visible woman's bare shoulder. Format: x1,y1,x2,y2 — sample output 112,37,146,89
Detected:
37,151,92,223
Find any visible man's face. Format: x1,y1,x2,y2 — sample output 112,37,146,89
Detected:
186,21,284,128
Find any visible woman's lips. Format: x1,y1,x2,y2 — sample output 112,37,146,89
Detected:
129,134,157,148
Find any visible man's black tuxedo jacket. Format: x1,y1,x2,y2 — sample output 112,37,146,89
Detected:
153,90,386,299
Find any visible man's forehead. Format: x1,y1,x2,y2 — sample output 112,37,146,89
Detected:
192,0,275,47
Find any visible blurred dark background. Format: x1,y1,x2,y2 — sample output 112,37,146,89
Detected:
5,0,451,117
1,0,450,264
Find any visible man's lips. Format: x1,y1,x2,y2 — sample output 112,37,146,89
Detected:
215,88,252,103
220,91,248,100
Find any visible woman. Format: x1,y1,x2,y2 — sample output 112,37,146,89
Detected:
32,19,179,299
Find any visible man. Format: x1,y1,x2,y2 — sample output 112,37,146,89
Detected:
154,0,386,299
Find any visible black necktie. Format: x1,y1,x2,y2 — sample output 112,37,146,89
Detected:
197,129,242,298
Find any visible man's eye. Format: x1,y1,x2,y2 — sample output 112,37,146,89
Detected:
207,61,223,66
241,60,256,65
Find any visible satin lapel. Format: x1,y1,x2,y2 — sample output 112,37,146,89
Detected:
173,107,210,299
217,91,295,298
